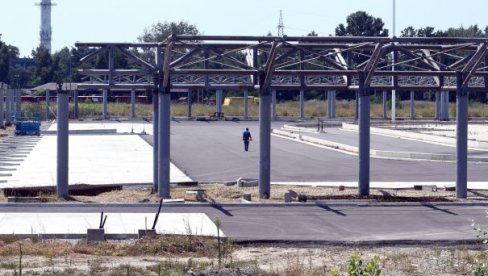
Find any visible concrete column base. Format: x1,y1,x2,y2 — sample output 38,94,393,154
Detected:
138,229,156,239
87,228,105,244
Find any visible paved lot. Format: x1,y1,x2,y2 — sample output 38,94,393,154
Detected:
169,121,488,183
0,203,484,243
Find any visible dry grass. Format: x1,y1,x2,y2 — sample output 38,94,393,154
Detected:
65,184,477,204
19,100,488,119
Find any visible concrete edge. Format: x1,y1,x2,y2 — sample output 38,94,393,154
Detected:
1,200,488,209
233,239,481,247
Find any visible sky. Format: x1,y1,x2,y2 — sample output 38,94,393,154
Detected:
1,0,488,57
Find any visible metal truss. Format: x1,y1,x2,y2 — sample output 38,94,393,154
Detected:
76,36,488,92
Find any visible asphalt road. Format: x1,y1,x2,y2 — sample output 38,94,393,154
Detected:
165,121,488,183
1,203,485,244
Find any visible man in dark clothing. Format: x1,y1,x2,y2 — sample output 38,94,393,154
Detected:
242,128,252,151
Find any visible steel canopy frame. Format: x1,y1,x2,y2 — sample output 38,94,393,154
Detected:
73,35,488,199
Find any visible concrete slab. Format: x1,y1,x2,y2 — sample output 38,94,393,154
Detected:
0,212,224,238
272,181,488,190
1,134,192,188
48,121,153,135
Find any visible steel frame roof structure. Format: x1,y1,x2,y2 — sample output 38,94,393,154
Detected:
66,35,488,199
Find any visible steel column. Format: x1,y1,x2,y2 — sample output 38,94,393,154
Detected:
131,89,136,119
243,90,249,120
358,72,370,196
102,89,108,120
271,90,277,120
259,75,271,199
73,90,79,119
382,90,387,119
328,90,336,119
299,90,304,119
456,72,468,198
56,91,69,198
45,90,50,121
158,92,171,198
152,93,159,192
440,91,449,121
409,90,415,120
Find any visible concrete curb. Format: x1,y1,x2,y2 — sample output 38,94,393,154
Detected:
273,128,488,163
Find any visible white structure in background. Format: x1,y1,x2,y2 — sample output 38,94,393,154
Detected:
36,0,55,52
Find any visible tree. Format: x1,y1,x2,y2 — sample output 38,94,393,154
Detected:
307,31,318,37
446,25,485,37
335,11,389,37
31,47,53,86
400,26,447,37
138,21,199,42
0,36,19,84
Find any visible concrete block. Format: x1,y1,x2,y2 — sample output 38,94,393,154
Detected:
444,184,456,191
284,193,293,203
237,178,258,187
242,193,251,201
186,189,206,202
138,229,156,239
87,228,104,244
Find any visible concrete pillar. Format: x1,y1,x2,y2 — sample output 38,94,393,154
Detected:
435,91,441,120
409,90,415,120
259,85,272,199
158,92,171,198
216,90,223,113
456,72,468,199
392,89,396,122
0,89,4,128
355,91,359,120
271,90,277,120
358,72,370,196
56,91,69,198
382,90,387,119
187,90,192,118
299,90,305,119
45,90,50,121
152,93,159,192
131,89,136,119
102,89,108,120
73,90,79,119
15,89,21,115
243,90,249,120
328,90,336,119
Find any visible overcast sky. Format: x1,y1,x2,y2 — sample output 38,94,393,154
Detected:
1,0,488,57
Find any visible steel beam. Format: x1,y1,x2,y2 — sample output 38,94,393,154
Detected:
56,91,69,198
456,72,468,198
358,72,370,196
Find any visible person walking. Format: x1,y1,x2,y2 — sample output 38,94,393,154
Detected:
242,128,252,151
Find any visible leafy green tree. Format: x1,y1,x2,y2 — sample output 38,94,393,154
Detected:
335,11,389,37
31,46,53,86
138,21,199,42
446,24,485,37
0,35,19,84
401,26,447,37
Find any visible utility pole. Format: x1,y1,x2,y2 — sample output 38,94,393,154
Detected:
277,10,284,37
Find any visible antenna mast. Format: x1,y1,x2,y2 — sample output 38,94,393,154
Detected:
277,10,284,36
